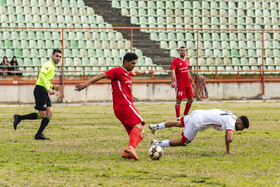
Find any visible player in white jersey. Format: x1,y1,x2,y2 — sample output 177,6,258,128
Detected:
149,109,249,155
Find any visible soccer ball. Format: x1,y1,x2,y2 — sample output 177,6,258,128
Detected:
148,145,164,160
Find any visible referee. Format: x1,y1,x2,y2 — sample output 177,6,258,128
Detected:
13,49,62,140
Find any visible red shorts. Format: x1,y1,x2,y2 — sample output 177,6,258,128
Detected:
114,105,145,135
176,86,194,99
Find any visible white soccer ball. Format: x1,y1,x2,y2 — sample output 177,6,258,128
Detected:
148,145,164,160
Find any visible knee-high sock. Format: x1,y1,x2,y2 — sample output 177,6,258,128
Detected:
136,134,143,146
19,113,40,120
175,104,181,118
36,116,50,135
183,103,192,116
128,126,141,149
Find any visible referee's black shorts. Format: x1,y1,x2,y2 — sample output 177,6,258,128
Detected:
33,85,51,111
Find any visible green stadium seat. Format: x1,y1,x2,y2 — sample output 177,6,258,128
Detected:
39,49,47,57
0,49,5,57
147,1,155,9
4,40,13,48
239,41,247,49
0,0,6,5
139,8,147,17
112,0,120,8
214,57,223,65
222,49,230,57
248,49,257,57
206,58,214,65
230,41,238,49
240,49,247,57
231,49,239,57
249,58,257,65
21,40,29,48
29,40,38,48
5,49,13,57
213,49,222,57
14,48,22,57
138,1,146,8
3,31,11,40
11,31,19,40
247,41,255,49
273,49,280,57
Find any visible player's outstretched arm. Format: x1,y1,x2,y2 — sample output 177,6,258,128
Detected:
225,130,236,155
132,69,154,76
75,72,108,91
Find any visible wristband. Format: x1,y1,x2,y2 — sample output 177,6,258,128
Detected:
145,70,149,74
52,86,55,90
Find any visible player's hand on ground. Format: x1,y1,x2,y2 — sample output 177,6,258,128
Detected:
54,85,61,91
48,89,55,95
171,81,176,88
75,83,87,91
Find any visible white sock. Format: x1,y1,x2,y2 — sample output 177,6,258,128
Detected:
157,122,165,129
157,140,170,147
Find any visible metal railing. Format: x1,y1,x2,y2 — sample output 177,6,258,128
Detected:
1,26,280,98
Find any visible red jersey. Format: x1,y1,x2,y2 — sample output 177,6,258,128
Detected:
105,67,133,110
170,57,191,87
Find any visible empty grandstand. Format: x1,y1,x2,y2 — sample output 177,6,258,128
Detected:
0,0,280,102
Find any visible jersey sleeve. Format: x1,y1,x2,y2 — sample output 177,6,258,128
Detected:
225,117,235,131
170,59,176,70
128,71,133,77
105,67,119,79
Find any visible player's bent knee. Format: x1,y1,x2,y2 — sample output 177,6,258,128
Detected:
39,112,46,119
47,112,53,118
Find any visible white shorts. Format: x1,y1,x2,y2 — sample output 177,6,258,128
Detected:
180,112,200,145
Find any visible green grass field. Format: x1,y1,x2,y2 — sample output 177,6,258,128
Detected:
0,102,280,186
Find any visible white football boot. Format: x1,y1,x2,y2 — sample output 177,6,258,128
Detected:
151,139,158,146
149,124,157,134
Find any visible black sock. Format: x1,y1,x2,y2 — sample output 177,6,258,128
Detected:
36,116,50,135
19,113,39,120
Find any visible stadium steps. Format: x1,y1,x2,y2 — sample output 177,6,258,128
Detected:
83,0,173,65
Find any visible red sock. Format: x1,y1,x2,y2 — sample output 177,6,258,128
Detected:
175,104,181,118
128,126,141,148
136,135,143,146
183,102,192,116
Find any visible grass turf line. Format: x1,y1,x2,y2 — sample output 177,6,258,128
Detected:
0,102,279,186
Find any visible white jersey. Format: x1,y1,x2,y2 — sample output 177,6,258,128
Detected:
184,109,236,132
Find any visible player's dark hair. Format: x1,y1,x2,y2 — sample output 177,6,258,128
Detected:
240,116,249,129
179,46,186,50
52,49,62,55
123,53,138,64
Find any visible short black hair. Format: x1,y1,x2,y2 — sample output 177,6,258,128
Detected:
123,53,138,64
52,49,62,55
240,116,249,129
179,46,186,50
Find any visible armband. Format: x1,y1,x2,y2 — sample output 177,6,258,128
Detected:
145,70,149,74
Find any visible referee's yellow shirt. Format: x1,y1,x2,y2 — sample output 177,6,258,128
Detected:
36,60,56,91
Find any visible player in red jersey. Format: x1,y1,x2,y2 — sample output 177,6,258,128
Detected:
75,53,154,160
171,46,195,121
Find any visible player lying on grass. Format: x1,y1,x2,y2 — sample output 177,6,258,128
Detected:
149,109,249,155
75,53,154,161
